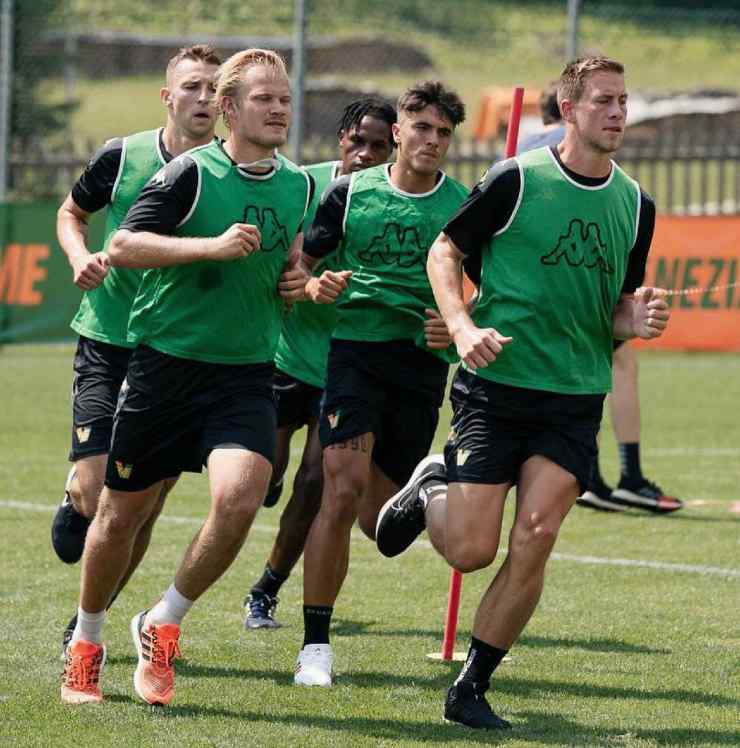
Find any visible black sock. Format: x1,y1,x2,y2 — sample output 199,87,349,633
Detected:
419,473,448,506
303,605,333,646
618,442,643,483
455,637,509,687
251,564,288,599
590,457,607,489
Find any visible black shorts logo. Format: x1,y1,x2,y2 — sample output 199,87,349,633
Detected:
540,219,614,274
243,206,290,253
359,223,428,268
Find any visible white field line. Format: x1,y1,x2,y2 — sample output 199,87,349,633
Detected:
3,499,739,580
646,447,740,457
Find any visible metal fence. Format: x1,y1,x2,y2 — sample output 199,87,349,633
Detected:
3,0,740,213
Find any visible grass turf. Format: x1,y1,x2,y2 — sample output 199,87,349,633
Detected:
0,345,738,746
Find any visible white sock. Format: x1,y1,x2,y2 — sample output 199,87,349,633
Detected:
146,584,193,626
72,607,106,645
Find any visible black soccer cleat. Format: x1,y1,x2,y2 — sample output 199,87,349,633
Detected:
375,454,446,558
611,478,683,514
262,478,284,508
444,681,511,730
576,477,625,512
244,592,282,629
51,468,91,564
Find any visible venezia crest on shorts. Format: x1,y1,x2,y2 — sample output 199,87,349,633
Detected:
115,461,133,480
75,426,91,444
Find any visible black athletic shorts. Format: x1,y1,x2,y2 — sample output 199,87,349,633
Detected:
273,369,323,429
319,339,444,487
443,368,605,493
69,335,133,461
105,346,276,492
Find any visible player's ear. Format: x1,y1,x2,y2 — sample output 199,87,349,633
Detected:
391,122,401,146
559,97,576,123
160,87,172,108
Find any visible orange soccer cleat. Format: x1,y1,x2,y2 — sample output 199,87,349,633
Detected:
61,639,106,705
130,611,181,706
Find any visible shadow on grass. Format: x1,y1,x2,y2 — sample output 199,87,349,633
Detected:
106,696,740,746
106,657,735,709
333,619,670,655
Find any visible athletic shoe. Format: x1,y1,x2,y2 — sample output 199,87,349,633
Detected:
611,478,683,513
244,592,281,630
60,638,106,705
263,478,284,508
51,466,91,564
443,681,511,730
130,611,181,706
375,454,445,558
576,478,626,512
61,613,78,661
294,643,333,686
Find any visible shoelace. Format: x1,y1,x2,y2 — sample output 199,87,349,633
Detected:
149,629,181,671
249,595,277,617
64,652,101,690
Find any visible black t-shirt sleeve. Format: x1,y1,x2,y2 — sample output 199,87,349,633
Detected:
443,159,521,286
70,137,124,213
297,173,316,234
118,156,199,235
304,175,351,259
621,189,656,294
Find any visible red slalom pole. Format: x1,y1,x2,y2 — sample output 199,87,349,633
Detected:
430,86,525,664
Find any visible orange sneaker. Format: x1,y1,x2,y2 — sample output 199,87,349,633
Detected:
61,639,106,704
130,611,181,706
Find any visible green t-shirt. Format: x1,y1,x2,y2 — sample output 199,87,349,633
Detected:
70,129,165,347
274,160,341,388
332,164,468,361
470,147,640,393
127,143,311,364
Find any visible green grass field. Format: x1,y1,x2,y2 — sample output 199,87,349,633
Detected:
1,346,738,747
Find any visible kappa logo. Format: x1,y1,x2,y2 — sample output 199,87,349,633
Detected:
540,218,614,274
359,223,428,268
456,449,471,466
75,426,91,444
243,206,290,253
115,461,133,480
327,410,341,429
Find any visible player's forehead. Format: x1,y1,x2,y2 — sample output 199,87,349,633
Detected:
346,115,393,142
582,70,626,99
242,65,291,96
401,105,452,130
168,58,219,86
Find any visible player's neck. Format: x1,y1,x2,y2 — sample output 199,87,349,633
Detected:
161,126,212,158
223,137,275,171
389,161,439,194
556,137,613,179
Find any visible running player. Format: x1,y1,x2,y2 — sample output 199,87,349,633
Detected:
243,97,397,630
60,48,313,706
290,81,468,687
53,44,221,651
375,57,672,729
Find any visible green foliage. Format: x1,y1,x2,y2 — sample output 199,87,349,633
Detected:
12,0,77,140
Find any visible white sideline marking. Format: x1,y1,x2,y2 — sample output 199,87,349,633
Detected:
646,447,740,457
4,499,739,580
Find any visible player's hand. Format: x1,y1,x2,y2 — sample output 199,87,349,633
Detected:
278,266,312,302
424,308,452,349
210,223,261,261
453,323,512,370
71,252,110,290
306,270,352,304
632,287,670,339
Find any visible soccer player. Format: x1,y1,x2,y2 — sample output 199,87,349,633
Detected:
375,57,672,729
243,97,397,630
289,81,468,687
53,44,221,650
519,83,681,514
60,48,313,706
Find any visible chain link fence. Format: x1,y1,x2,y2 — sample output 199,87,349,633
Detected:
3,0,740,212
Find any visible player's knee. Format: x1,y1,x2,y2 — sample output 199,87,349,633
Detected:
211,483,262,527
321,484,362,528
447,543,497,573
510,512,559,558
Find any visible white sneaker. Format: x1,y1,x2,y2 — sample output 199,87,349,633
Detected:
294,644,334,686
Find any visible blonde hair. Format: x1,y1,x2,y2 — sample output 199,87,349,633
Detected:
216,48,289,129
558,56,624,106
166,44,222,82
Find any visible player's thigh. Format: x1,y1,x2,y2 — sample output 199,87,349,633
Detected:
207,447,273,516
323,431,374,503
445,481,510,569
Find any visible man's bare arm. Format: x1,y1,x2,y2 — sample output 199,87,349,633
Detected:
56,194,109,290
107,224,261,268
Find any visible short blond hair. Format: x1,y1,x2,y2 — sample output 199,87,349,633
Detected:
166,44,221,82
216,48,289,129
558,56,624,105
